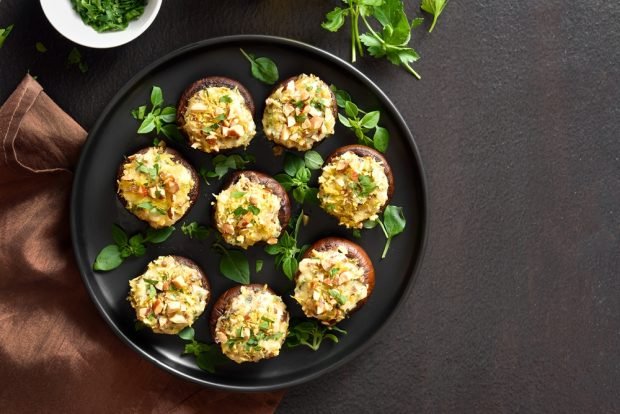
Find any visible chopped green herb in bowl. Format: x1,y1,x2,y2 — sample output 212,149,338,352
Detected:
71,0,147,32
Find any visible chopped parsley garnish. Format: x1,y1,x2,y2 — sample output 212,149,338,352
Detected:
71,0,146,32
219,95,232,103
231,191,246,199
328,289,348,306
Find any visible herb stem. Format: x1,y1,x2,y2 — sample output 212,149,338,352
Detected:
381,238,391,259
239,48,252,62
429,16,438,33
349,3,357,62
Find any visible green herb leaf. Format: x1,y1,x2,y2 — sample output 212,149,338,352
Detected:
144,226,175,244
360,111,380,129
219,95,232,104
67,47,88,73
377,205,407,258
304,151,324,170
181,222,211,240
150,86,163,108
240,48,279,85
286,319,347,351
71,0,146,32
35,42,47,53
322,7,349,32
421,0,448,32
373,126,390,152
93,245,123,271
0,25,14,48
255,260,264,273
214,244,250,284
330,85,351,108
178,326,195,341
111,224,128,247
283,153,305,177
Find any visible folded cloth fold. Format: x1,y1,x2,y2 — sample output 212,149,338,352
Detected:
0,75,284,414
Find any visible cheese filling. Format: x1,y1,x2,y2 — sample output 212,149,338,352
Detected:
318,151,389,228
294,246,368,325
128,256,209,335
213,174,282,249
117,146,195,228
263,74,336,150
214,286,289,363
181,86,256,152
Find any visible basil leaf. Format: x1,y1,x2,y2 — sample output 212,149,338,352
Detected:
282,256,298,280
274,174,295,191
159,106,176,123
383,205,406,237
137,113,156,134
284,153,305,177
360,111,380,129
344,101,359,118
111,224,128,247
219,250,250,284
373,126,389,152
304,151,324,170
240,48,279,85
330,85,351,109
144,226,175,244
150,86,163,108
178,326,195,341
93,244,123,271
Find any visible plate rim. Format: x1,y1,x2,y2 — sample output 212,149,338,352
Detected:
70,34,429,392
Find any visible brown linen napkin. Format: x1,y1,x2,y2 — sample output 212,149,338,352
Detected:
0,75,284,414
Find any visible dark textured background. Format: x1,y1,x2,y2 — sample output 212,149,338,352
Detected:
1,0,619,412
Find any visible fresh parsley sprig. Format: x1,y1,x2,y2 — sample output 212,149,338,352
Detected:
212,241,250,284
274,152,323,204
198,154,255,185
0,24,14,48
240,48,279,85
286,320,347,351
265,211,309,279
322,0,423,79
181,222,211,240
132,86,183,142
421,0,448,33
178,327,227,373
366,204,406,258
331,85,390,152
93,224,176,271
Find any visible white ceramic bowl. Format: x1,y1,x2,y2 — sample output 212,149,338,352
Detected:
40,0,162,49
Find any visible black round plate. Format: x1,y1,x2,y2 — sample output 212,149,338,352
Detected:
71,35,427,391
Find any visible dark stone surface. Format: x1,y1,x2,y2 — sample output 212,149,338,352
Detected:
1,0,618,412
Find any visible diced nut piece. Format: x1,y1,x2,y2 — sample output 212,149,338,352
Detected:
221,223,234,234
138,308,148,318
287,116,296,127
286,80,295,92
189,102,209,112
152,299,164,315
283,103,295,116
280,127,290,141
215,331,227,344
169,314,187,324
227,124,245,137
267,237,278,245
171,276,187,289
166,301,181,315
310,116,324,130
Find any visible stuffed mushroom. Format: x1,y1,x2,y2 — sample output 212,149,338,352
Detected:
212,170,291,249
262,74,337,151
117,145,199,228
128,255,210,335
210,284,289,363
177,76,256,153
318,145,394,229
293,237,375,326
